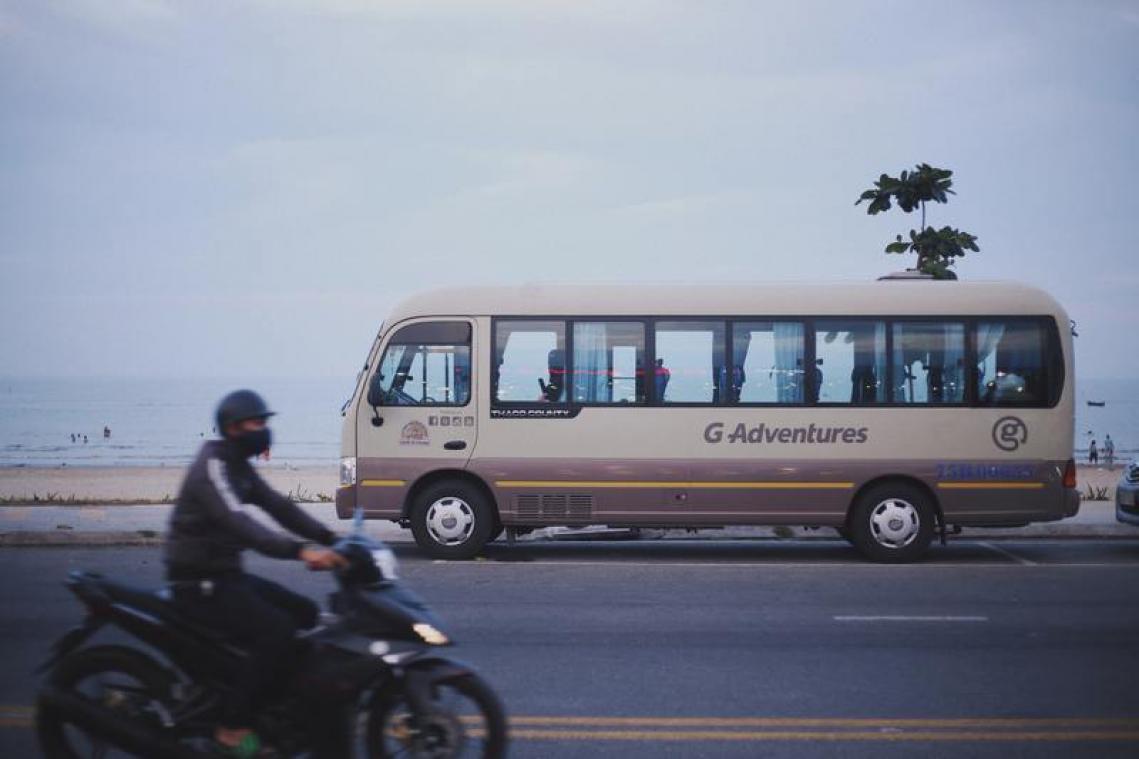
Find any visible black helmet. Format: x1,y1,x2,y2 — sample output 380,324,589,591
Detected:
215,389,275,434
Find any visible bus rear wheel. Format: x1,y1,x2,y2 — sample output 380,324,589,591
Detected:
409,480,496,560
848,483,935,563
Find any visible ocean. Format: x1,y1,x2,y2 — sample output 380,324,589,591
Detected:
0,377,357,468
0,376,1135,467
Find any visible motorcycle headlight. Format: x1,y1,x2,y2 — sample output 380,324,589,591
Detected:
339,457,357,487
412,623,449,646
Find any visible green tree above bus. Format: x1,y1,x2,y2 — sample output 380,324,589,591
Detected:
856,163,980,280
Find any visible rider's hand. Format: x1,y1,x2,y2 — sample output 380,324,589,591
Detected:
300,547,347,571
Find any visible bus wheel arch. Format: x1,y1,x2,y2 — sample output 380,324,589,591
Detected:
403,470,500,560
845,476,942,563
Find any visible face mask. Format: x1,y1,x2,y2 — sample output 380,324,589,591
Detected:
234,427,272,458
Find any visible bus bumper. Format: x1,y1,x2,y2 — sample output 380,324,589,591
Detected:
1062,487,1080,519
336,486,356,519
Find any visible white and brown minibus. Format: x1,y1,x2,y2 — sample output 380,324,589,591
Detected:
336,281,1079,562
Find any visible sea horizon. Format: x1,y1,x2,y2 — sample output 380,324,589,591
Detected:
1,375,1136,468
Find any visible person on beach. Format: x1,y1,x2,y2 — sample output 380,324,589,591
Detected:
165,389,345,756
1105,435,1115,468
1089,439,1098,465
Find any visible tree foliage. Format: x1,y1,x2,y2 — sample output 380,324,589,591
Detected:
856,163,979,279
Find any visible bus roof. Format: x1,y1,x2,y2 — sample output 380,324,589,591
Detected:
384,281,1068,324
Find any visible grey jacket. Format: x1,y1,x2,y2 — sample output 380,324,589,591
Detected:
165,440,335,580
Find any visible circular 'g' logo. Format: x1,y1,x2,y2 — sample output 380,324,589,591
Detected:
992,416,1028,452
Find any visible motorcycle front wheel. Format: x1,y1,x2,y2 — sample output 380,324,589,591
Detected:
366,670,507,759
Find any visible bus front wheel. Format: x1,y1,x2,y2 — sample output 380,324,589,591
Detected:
409,480,496,560
847,483,935,563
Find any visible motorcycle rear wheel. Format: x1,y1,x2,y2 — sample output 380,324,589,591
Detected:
366,671,507,759
37,645,176,759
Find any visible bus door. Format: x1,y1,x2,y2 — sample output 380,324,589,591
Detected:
356,319,476,515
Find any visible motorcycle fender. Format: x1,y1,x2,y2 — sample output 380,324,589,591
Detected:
36,616,104,674
398,657,480,715
404,656,479,683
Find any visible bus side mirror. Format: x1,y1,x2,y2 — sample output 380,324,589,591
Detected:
366,374,385,426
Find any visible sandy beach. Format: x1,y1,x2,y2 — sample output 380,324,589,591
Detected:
0,464,337,503
0,463,1122,504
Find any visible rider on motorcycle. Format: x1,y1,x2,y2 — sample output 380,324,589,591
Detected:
165,389,345,756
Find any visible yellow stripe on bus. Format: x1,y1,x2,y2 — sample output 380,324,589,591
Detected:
936,482,1045,490
360,479,407,487
495,481,854,490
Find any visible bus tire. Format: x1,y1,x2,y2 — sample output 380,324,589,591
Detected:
847,482,935,563
409,480,495,560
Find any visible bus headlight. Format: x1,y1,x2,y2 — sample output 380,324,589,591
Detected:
339,457,357,487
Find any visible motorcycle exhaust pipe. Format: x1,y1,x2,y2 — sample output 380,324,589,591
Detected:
37,688,203,759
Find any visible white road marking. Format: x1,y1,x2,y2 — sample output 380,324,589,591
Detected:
833,615,988,622
981,542,1037,566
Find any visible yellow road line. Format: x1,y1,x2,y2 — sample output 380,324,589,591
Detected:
503,716,1139,728
937,482,1045,490
495,481,854,490
510,728,1139,742
360,479,407,487
4,704,1138,743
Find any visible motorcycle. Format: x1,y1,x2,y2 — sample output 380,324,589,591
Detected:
35,514,508,758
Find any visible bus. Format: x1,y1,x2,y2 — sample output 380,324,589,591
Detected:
336,280,1079,562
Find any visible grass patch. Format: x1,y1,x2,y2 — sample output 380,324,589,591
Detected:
287,485,333,503
0,493,175,506
1083,484,1112,501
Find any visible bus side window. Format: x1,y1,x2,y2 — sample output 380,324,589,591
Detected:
654,321,726,404
814,321,886,404
976,320,1049,406
891,322,966,404
572,321,646,404
731,322,805,404
494,320,567,403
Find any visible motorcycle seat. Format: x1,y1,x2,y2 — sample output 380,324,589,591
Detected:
93,577,239,646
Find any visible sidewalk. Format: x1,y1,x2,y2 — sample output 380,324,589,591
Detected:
0,501,1132,547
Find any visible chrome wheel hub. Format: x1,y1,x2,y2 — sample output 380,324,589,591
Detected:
425,497,475,546
869,498,920,549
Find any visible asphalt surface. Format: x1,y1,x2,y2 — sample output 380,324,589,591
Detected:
0,497,1129,546
2,539,1139,757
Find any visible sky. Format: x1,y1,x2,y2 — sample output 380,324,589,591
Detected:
1,0,1137,381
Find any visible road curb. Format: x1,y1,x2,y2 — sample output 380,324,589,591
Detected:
2,528,1134,548
0,531,165,547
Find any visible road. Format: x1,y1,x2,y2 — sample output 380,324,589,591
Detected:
2,538,1139,757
